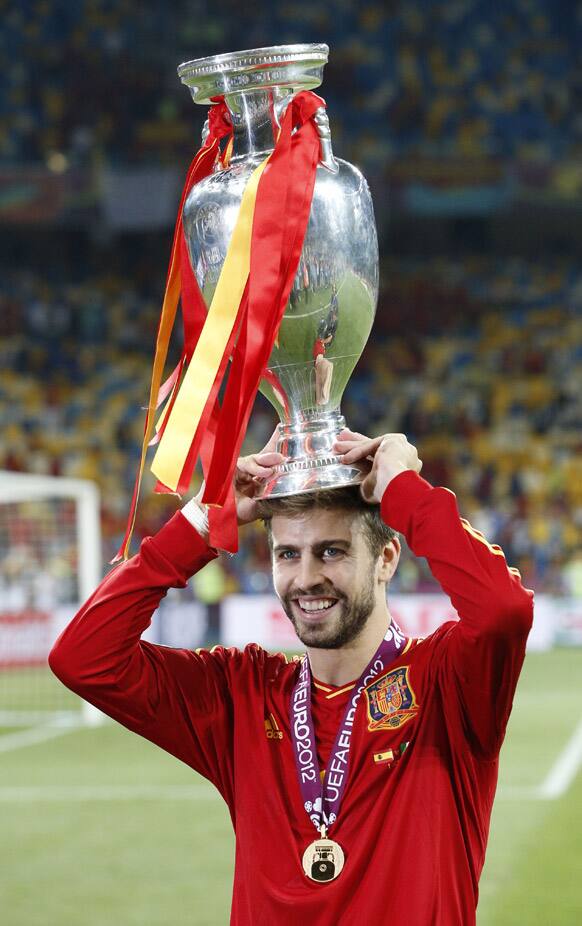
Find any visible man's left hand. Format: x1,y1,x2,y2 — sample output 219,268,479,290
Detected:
333,430,422,504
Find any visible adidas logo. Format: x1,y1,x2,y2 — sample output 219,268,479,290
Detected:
265,713,284,740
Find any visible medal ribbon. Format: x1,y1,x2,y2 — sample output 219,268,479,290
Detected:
290,622,408,835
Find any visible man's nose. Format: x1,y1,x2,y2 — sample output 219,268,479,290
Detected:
297,554,325,592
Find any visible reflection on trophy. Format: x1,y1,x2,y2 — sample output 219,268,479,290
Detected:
178,44,379,499
312,283,339,406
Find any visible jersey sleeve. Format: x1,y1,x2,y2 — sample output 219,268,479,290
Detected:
381,471,534,757
48,511,236,802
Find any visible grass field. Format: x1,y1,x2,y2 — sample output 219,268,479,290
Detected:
1,649,581,925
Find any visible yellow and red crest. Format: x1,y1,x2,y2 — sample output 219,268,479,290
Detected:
365,666,419,732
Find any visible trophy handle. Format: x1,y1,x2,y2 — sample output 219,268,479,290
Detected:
273,98,339,173
313,107,339,173
201,117,210,146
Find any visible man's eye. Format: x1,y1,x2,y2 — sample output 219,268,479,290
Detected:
278,550,297,560
323,548,342,558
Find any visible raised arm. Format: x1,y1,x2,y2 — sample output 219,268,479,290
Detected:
334,431,534,755
49,435,286,792
48,512,238,788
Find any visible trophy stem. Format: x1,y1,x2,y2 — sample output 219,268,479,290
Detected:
224,89,294,160
257,411,368,500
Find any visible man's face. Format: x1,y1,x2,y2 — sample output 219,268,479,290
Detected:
271,508,382,649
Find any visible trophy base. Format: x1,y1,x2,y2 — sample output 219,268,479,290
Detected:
256,414,369,500
257,456,368,499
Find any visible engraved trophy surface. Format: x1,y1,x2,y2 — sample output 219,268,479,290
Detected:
178,44,379,498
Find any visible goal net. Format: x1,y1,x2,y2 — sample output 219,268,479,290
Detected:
0,472,102,727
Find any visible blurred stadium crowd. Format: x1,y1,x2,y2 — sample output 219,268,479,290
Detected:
2,0,582,607
2,255,581,598
2,0,582,170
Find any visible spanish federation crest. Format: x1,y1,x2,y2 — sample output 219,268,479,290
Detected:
365,666,419,732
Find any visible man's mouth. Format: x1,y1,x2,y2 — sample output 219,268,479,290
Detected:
292,597,339,620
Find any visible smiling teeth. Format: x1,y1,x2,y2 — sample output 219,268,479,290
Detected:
298,598,335,612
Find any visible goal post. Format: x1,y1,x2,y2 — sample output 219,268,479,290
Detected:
0,471,103,726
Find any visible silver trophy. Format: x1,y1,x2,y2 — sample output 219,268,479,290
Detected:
178,44,379,498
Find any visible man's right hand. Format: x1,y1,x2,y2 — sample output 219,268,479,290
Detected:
191,430,285,530
233,430,286,525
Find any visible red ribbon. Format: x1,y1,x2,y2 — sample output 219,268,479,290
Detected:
112,101,233,562
115,91,323,560
203,92,323,510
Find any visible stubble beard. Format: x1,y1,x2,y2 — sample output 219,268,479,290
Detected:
281,567,377,650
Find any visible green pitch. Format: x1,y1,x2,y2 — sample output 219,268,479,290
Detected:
1,649,581,925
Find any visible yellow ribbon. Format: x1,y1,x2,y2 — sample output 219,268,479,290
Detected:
151,153,271,491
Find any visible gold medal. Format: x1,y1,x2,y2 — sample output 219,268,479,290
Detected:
302,827,345,882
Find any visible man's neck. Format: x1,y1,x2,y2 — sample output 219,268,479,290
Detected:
306,609,393,687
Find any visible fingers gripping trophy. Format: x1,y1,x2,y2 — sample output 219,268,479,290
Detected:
118,43,379,558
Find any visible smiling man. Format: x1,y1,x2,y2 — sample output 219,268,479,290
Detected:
49,430,534,925
264,488,400,683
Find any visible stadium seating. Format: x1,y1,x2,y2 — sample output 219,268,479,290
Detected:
2,0,581,596
1,255,580,593
1,0,581,169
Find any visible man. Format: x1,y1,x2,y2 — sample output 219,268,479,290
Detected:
49,430,533,925
312,296,338,405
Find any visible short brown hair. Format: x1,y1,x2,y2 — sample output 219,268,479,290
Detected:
256,485,396,559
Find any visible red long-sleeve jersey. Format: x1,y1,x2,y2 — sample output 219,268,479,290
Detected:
49,471,533,925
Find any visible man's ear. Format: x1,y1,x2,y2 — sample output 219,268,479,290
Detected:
377,536,401,584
